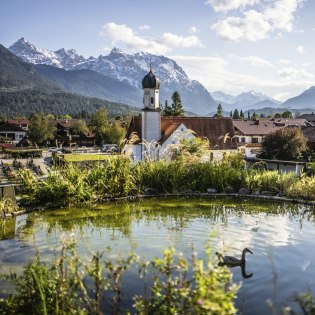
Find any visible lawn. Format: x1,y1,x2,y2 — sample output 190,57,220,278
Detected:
61,153,115,162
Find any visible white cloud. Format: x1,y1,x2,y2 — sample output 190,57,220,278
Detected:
160,33,204,48
101,22,203,54
171,55,315,101
211,0,304,42
139,25,151,31
189,26,198,34
278,67,313,80
273,92,291,102
235,55,274,67
211,10,271,42
279,58,291,65
205,0,259,12
296,45,304,54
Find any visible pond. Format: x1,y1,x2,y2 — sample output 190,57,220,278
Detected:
1,196,315,314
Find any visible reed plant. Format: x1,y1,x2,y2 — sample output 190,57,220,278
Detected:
245,170,299,194
286,175,315,200
0,240,239,315
86,157,135,198
14,152,315,207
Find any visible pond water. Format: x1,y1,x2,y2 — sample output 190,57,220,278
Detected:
1,197,315,314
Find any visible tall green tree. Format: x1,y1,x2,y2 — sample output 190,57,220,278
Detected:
214,104,223,117
171,91,185,116
251,112,259,120
232,109,240,119
240,110,244,119
162,100,173,116
281,110,293,118
91,108,124,145
27,113,56,146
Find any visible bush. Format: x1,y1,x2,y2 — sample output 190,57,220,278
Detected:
259,127,308,161
245,170,298,194
4,149,42,158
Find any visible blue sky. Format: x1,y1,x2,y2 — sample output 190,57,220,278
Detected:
1,0,315,101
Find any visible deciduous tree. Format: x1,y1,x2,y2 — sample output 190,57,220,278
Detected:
27,113,56,146
259,127,308,161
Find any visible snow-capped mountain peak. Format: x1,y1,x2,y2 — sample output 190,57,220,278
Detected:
9,38,86,69
8,38,217,114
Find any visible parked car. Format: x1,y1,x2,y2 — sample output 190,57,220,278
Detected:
102,144,119,153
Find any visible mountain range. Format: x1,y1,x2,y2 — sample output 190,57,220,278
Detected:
210,90,281,112
5,37,315,115
0,44,135,117
9,38,216,114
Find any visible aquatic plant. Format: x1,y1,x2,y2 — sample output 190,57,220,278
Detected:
0,240,239,315
0,198,19,218
14,151,315,208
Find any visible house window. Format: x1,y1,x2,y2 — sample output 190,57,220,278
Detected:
252,137,258,143
19,134,24,138
241,137,245,143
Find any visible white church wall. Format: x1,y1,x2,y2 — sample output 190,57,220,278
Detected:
141,111,161,143
159,124,195,160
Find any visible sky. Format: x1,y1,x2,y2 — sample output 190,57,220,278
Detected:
1,0,315,101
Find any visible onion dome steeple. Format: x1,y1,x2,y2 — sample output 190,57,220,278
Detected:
142,67,160,89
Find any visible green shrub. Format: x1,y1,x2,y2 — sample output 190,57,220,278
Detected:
4,149,42,158
286,175,315,200
245,170,298,193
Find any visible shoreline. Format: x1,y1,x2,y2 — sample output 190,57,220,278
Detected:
6,192,315,218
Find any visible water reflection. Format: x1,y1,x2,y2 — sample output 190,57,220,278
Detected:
1,197,315,315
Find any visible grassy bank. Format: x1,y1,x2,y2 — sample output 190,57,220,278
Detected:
13,153,315,208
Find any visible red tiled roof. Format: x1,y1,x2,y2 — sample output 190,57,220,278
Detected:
126,116,238,149
8,118,30,126
233,118,307,136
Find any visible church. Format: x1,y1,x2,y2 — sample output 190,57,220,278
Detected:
125,68,238,161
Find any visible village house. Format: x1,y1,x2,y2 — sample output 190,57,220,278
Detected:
8,118,30,130
233,118,308,158
125,68,238,161
0,122,26,144
52,119,95,147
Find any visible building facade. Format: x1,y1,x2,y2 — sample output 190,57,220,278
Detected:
125,68,238,161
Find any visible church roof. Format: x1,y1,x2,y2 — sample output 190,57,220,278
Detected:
126,116,238,149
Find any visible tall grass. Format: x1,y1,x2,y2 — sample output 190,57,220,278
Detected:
244,170,299,194
15,153,315,208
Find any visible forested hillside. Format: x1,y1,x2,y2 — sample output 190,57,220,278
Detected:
0,45,135,117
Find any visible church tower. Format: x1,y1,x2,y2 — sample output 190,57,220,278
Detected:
141,68,161,143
